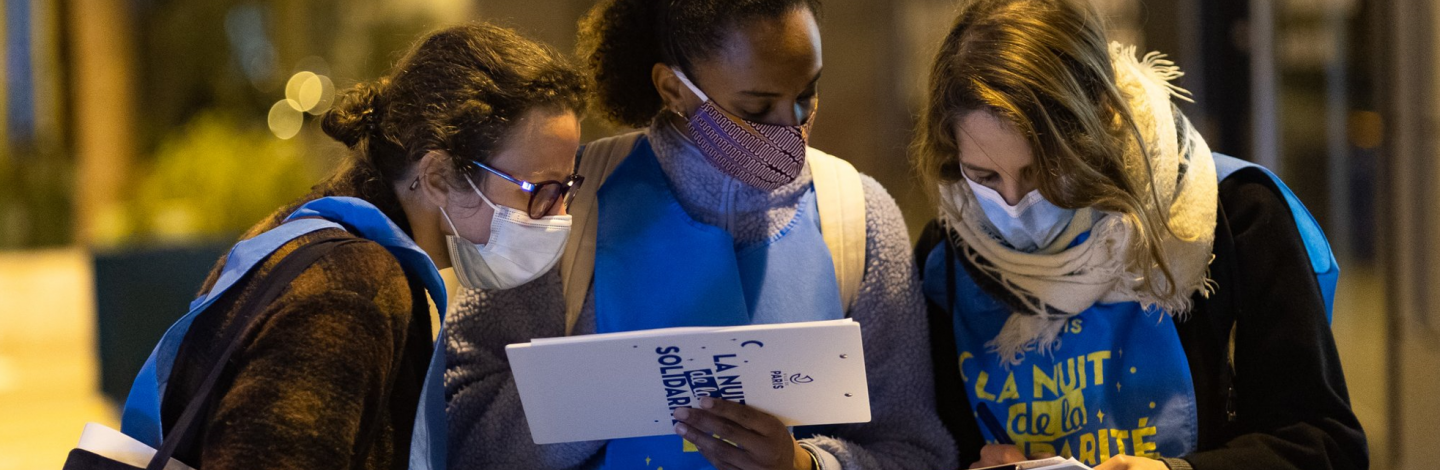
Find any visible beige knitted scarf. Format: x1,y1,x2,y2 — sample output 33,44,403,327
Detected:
938,43,1219,365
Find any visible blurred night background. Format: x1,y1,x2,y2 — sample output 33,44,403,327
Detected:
0,0,1436,468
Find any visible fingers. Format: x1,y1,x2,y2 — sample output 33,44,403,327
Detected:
697,396,785,437
1095,454,1168,470
672,406,768,451
977,444,1027,466
675,420,756,470
672,398,801,470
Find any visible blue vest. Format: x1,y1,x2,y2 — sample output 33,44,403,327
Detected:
923,249,1200,464
920,153,1338,466
594,137,845,469
118,196,451,470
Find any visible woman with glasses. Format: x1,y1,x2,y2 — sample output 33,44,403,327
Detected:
127,23,587,469
447,159,583,290
445,1,957,470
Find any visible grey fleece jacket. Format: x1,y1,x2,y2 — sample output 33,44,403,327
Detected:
444,122,958,470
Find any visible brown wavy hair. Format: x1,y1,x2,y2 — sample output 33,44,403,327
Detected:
911,0,1179,296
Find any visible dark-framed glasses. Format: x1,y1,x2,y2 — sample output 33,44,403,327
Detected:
468,160,584,219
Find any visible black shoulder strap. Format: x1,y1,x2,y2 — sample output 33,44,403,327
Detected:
1211,196,1244,429
148,236,360,470
914,220,986,463
574,144,586,172
912,219,949,274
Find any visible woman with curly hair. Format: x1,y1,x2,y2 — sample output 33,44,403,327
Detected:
443,1,957,469
100,23,587,470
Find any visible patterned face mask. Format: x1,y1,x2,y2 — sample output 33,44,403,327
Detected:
672,68,816,191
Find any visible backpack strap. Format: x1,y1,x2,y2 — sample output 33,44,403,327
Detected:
121,218,345,447
562,132,645,335
808,148,868,315
149,236,359,470
1212,153,1339,320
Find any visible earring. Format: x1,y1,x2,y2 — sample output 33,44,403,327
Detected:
410,177,420,191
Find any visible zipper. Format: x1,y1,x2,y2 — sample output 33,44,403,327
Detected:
1226,384,1238,422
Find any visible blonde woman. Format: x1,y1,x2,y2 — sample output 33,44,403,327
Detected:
911,0,1366,469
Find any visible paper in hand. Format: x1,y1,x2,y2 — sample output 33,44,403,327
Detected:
972,456,1093,470
506,319,870,444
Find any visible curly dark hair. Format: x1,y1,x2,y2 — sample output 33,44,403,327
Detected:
577,0,821,128
321,22,588,186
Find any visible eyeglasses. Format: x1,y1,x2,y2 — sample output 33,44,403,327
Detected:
469,160,584,219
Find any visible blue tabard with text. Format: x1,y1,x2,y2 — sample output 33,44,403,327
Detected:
593,136,844,470
922,246,1200,466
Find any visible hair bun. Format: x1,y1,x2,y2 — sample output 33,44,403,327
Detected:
318,23,587,187
321,80,387,149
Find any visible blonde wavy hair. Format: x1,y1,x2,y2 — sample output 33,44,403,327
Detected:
911,0,1181,297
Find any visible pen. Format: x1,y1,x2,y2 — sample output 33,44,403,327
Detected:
975,404,1014,445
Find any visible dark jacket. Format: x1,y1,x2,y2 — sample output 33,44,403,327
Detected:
160,164,433,470
915,168,1368,470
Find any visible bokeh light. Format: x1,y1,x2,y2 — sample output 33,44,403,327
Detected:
268,99,305,139
284,71,317,111
300,74,335,115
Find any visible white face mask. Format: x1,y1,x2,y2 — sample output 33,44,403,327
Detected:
961,175,1075,252
441,176,572,290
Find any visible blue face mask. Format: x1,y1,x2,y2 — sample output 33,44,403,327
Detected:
963,175,1076,252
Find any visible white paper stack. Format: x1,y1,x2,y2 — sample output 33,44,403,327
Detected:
974,456,1093,470
75,422,196,470
506,319,870,444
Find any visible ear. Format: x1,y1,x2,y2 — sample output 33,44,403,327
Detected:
651,63,693,116
415,150,456,209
